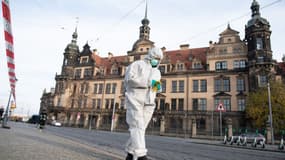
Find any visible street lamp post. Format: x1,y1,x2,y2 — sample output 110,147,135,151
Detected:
110,98,116,132
267,82,274,144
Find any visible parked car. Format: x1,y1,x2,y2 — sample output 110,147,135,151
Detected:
51,121,62,127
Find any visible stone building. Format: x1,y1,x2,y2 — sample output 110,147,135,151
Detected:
40,0,285,137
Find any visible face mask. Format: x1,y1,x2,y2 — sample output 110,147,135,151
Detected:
150,59,159,67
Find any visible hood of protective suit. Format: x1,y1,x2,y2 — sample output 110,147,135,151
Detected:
144,47,163,68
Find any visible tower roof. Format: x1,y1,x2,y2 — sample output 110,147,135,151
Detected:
246,0,269,28
64,28,79,53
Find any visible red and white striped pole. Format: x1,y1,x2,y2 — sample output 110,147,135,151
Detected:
2,0,16,101
1,0,16,128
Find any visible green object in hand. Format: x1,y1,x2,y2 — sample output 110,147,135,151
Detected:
151,80,161,91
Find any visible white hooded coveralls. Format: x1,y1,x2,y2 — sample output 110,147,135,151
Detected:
124,47,162,159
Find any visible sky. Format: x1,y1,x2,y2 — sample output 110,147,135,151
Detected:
0,0,284,116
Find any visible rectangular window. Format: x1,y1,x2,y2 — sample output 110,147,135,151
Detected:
259,75,267,87
93,84,98,94
84,68,92,78
120,99,125,109
161,80,166,93
178,80,184,92
238,99,245,111
110,99,114,109
177,63,184,71
98,84,104,94
222,62,227,69
215,62,221,70
215,98,231,111
192,98,198,111
200,98,207,111
171,99,176,111
120,81,125,94
105,99,110,109
81,57,88,64
160,99,165,111
256,38,263,50
223,79,230,92
200,80,207,92
193,80,199,92
97,99,101,109
92,99,96,108
214,79,222,92
74,69,81,79
240,60,246,68
178,98,184,111
234,60,239,69
237,78,245,91
215,61,227,70
223,99,231,111
78,99,82,108
80,83,84,94
112,83,117,94
172,81,177,93
106,83,111,94
85,84,89,94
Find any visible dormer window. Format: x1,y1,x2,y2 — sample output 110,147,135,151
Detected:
112,68,118,75
80,57,89,64
193,62,202,69
176,63,184,71
159,65,166,74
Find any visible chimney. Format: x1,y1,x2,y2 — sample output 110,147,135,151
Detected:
180,44,189,50
92,49,97,55
209,41,214,49
161,46,166,52
108,52,113,59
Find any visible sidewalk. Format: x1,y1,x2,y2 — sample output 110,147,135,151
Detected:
0,122,123,160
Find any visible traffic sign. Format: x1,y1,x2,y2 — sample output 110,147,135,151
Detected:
216,103,225,112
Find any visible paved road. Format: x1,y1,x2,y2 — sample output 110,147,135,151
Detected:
1,122,284,160
0,122,121,160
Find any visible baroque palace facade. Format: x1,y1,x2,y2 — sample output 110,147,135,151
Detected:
41,1,285,137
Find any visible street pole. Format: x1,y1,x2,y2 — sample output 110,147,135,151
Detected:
110,98,116,132
267,82,274,144
220,110,222,138
2,91,12,128
211,107,214,139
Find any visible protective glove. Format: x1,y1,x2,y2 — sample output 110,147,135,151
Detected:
151,80,161,92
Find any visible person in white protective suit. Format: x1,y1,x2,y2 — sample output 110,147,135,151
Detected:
124,47,163,160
